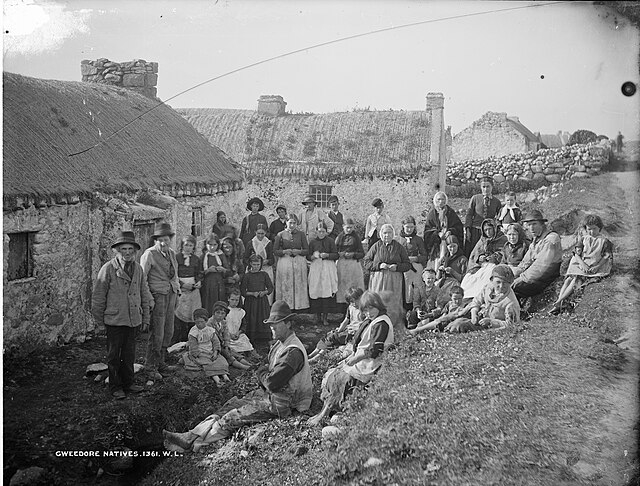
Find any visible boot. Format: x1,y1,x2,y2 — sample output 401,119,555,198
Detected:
162,430,196,450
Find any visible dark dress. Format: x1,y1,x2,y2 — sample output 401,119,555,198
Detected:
200,252,227,316
269,218,287,243
240,213,269,246
240,271,274,342
172,253,202,344
328,211,344,240
423,206,464,262
464,194,502,257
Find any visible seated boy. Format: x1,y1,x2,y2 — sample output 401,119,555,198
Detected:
406,268,444,329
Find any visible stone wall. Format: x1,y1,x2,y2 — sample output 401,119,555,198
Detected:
445,142,611,196
81,58,158,98
3,202,107,352
452,112,528,162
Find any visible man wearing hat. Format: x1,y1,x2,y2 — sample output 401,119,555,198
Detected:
364,198,392,248
327,195,344,239
92,231,152,399
512,210,563,299
298,195,334,242
162,300,312,452
240,197,269,246
140,222,180,382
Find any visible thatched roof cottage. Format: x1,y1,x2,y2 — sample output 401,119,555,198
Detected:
3,67,244,349
178,93,447,231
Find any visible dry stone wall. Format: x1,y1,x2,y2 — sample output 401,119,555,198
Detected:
81,58,158,98
446,142,611,195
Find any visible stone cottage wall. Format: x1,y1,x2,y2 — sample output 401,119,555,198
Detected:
3,202,108,351
452,112,526,162
445,142,611,196
81,58,158,98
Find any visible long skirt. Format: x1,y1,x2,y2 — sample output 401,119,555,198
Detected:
276,255,309,310
369,270,404,333
243,295,272,342
403,263,424,304
461,263,496,300
336,259,365,303
319,365,359,414
229,333,254,353
309,259,338,299
200,272,225,316
182,351,229,377
262,264,275,305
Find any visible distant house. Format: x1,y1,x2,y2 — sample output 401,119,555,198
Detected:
177,93,447,231
539,131,570,149
3,66,244,349
451,111,541,162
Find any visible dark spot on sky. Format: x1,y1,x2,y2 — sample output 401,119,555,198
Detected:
5,30,9,34
621,81,636,97
540,75,545,79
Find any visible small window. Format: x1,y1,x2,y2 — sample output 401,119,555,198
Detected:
309,185,333,208
7,232,35,281
191,208,203,237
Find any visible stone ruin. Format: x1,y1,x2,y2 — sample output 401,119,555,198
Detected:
81,58,158,99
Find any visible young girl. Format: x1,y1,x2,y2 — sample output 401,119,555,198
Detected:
225,289,255,356
269,204,288,243
335,217,365,310
496,191,522,232
396,216,429,307
307,291,394,426
447,265,520,333
273,214,310,310
407,268,443,329
409,286,469,334
308,221,339,325
308,287,365,363
173,235,203,344
240,197,269,246
181,308,230,387
207,301,252,371
240,255,274,342
200,233,227,316
221,236,244,298
500,223,530,268
548,214,613,314
436,235,468,301
244,224,274,305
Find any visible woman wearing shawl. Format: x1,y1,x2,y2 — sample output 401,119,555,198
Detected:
423,191,464,269
244,224,275,305
335,217,366,308
461,219,507,300
436,235,468,299
395,216,428,306
221,237,244,297
363,224,411,333
212,212,228,239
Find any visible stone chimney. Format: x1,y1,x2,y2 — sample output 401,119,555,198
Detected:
426,92,446,190
257,95,287,116
81,58,158,99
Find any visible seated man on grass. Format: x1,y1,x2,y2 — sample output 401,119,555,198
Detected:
512,210,563,306
162,300,312,452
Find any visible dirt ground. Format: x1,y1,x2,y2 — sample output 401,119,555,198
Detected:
3,146,639,485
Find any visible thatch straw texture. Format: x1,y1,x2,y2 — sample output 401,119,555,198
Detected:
178,108,433,178
3,72,242,202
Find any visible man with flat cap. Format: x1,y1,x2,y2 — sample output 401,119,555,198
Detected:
162,300,312,452
92,230,152,399
512,209,563,299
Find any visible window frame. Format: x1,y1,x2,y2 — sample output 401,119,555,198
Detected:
308,185,333,209
191,207,204,237
7,231,36,281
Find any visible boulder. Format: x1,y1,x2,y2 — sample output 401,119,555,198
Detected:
10,467,46,486
573,164,587,172
545,174,562,183
533,173,546,181
364,457,384,468
493,174,505,183
322,426,341,440
571,172,589,179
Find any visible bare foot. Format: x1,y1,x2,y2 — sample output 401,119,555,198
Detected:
307,413,325,426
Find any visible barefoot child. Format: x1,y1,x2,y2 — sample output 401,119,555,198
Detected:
225,290,257,358
240,254,274,343
446,265,520,333
409,286,469,334
308,287,365,363
548,214,612,314
181,308,230,387
406,269,443,330
207,301,252,371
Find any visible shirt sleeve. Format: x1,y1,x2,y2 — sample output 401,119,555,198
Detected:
259,347,305,392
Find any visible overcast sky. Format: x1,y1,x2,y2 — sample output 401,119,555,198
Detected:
3,0,639,138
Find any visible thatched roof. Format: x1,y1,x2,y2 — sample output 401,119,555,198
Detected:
3,72,243,207
177,108,434,179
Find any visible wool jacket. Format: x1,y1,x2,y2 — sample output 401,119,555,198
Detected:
92,256,152,328
140,246,180,295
